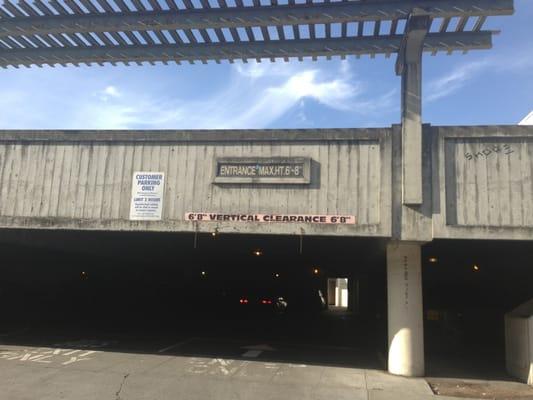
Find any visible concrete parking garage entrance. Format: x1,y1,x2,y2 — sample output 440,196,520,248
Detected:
1,229,533,399
0,2,526,391
0,229,389,367
0,125,531,382
2,229,531,374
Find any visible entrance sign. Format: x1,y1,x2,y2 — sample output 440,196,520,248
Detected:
186,213,355,224
213,157,311,184
129,172,165,220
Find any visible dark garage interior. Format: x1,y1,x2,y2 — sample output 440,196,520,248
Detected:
0,229,531,377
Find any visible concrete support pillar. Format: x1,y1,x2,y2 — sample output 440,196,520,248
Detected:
387,241,425,377
400,61,423,205
327,278,336,306
396,14,430,206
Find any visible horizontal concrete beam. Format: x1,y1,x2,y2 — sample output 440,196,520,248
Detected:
0,128,390,142
0,0,514,38
0,31,493,67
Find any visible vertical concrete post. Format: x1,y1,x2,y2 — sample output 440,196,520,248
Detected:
401,61,423,205
387,241,425,377
396,14,430,205
327,278,336,306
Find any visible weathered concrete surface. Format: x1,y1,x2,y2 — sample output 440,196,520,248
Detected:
0,342,435,400
397,15,429,206
390,124,433,242
0,125,531,241
433,125,533,240
427,377,533,399
505,299,533,385
8,343,528,400
0,128,391,238
387,242,425,377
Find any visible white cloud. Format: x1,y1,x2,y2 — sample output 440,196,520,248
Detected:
0,60,396,129
267,69,358,110
103,85,120,97
217,60,392,127
166,66,362,129
492,50,533,73
70,61,385,129
352,89,397,114
73,96,189,129
426,47,533,103
339,59,352,76
210,69,353,128
96,85,122,102
426,60,488,102
295,100,308,124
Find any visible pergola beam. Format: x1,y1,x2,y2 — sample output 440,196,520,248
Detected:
0,0,513,38
0,31,493,68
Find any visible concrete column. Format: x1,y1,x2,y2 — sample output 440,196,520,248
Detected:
395,14,430,206
387,241,425,376
400,61,423,205
327,278,336,306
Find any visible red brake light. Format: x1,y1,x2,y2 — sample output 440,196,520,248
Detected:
240,298,249,304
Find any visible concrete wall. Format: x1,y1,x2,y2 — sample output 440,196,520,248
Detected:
505,299,533,385
0,125,531,240
432,125,533,240
0,129,392,237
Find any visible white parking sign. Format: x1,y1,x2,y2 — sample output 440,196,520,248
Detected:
129,172,165,220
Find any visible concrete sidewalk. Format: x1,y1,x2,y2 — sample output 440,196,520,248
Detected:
0,341,495,400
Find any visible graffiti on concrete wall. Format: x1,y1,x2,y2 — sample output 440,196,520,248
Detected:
464,144,514,160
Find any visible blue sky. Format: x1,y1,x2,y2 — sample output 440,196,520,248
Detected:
0,0,531,130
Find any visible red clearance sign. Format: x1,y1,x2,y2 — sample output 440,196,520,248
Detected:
185,213,356,224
